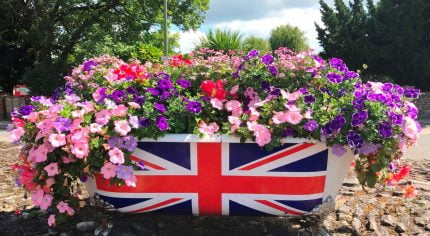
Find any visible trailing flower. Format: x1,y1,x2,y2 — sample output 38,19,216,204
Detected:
9,49,421,226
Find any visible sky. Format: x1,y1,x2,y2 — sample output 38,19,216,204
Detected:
176,0,340,53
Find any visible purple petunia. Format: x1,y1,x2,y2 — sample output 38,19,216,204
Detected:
353,97,366,110
158,79,173,90
154,102,166,113
157,72,171,80
345,71,359,79
389,112,403,125
261,81,271,92
156,116,169,131
112,90,126,104
122,136,137,152
329,58,347,72
304,120,319,132
177,78,191,89
54,117,72,132
331,115,346,130
186,101,202,113
126,86,138,95
351,110,368,127
246,49,259,59
304,95,316,104
268,65,278,76
116,164,133,180
20,105,35,116
378,121,393,138
147,88,161,96
404,87,420,99
138,117,150,127
281,127,294,137
261,54,274,65
108,136,124,149
83,60,97,72
327,72,344,83
133,95,145,105
346,130,364,148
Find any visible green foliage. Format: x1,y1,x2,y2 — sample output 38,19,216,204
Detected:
0,0,209,94
316,0,430,90
269,25,309,52
197,29,243,51
241,36,270,53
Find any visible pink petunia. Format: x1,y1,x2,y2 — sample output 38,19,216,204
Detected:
229,85,239,95
125,174,137,187
109,147,125,164
48,133,66,147
89,123,102,133
27,112,40,123
198,122,220,136
47,214,55,227
95,109,111,125
272,111,288,124
210,98,224,110
111,104,128,117
33,145,49,163
71,142,89,159
44,162,59,176
101,162,117,179
225,100,242,115
10,127,25,142
31,189,44,206
56,201,70,213
114,120,131,136
40,193,53,210
285,110,303,125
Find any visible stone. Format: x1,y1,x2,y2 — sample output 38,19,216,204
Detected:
342,178,360,187
381,215,397,226
367,216,379,232
392,191,404,197
352,218,361,233
354,207,364,217
76,221,99,232
336,213,349,221
337,205,352,214
395,223,407,233
425,224,430,231
415,217,426,227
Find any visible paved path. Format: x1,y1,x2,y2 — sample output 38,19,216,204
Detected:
404,124,430,160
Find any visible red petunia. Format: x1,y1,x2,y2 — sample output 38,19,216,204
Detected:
200,80,226,100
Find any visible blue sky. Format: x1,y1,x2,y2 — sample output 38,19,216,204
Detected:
176,0,343,53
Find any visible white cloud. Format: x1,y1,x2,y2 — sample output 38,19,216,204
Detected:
178,30,205,53
213,7,323,52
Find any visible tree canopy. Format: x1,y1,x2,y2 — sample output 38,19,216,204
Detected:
269,25,309,52
196,29,243,51
316,0,430,90
0,0,209,94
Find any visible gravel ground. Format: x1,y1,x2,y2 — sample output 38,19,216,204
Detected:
1,140,429,235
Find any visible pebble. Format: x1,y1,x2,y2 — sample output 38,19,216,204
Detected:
393,191,404,197
76,221,99,232
352,218,361,233
381,215,397,226
367,216,379,231
415,217,426,227
425,224,430,231
395,223,407,233
337,205,351,214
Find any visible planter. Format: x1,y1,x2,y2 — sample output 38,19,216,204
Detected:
86,135,353,216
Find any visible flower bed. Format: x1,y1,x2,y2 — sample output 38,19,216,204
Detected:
9,48,421,226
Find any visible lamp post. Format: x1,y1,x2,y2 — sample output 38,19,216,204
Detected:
162,0,169,61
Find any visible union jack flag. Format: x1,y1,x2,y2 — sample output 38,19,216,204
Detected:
95,138,334,216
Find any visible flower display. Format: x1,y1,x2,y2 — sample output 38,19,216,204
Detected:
9,48,421,225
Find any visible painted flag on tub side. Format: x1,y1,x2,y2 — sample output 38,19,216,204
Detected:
95,141,328,216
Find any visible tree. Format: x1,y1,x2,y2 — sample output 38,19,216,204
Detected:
269,25,309,52
241,36,270,53
316,0,430,90
316,0,372,71
0,0,209,94
196,29,243,51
